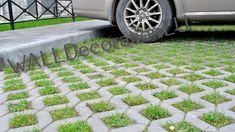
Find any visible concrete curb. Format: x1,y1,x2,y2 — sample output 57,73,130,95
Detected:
0,20,120,68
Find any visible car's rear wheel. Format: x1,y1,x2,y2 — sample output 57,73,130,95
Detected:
116,0,173,43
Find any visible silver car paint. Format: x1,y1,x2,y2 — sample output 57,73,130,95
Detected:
72,0,235,23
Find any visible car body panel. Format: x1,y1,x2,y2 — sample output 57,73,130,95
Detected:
72,0,235,23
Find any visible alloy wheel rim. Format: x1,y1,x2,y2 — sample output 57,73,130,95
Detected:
124,0,162,35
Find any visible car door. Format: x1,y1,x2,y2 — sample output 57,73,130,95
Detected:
73,0,109,19
182,0,235,12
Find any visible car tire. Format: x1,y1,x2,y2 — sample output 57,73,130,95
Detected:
116,0,173,43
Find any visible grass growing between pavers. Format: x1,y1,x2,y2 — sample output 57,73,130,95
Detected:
10,114,38,128
108,86,130,95
102,113,135,128
202,92,231,104
179,85,204,94
204,69,223,76
163,121,201,132
50,107,78,121
69,82,89,91
225,75,235,83
58,121,92,132
202,80,227,89
123,76,142,83
44,95,69,106
8,100,32,112
4,79,26,92
122,95,148,106
161,79,181,86
39,86,60,95
136,83,157,90
7,92,29,101
226,89,235,95
96,78,116,87
173,99,203,112
88,101,116,113
1,31,235,131
153,91,177,100
77,91,102,101
200,112,233,127
142,105,171,120
146,72,166,79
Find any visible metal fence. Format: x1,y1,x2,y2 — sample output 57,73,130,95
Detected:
0,0,75,30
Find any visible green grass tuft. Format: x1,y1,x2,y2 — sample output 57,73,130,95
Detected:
153,91,177,100
123,76,142,83
44,95,69,106
102,113,135,128
136,83,157,90
10,114,37,128
77,91,101,101
173,99,203,112
201,111,233,127
123,95,148,106
50,107,78,121
163,121,201,132
8,100,32,112
161,79,181,86
69,82,89,91
97,78,116,87
88,101,115,113
202,92,231,104
108,86,130,95
202,80,227,89
142,105,171,120
58,121,92,132
179,85,204,94
7,92,29,101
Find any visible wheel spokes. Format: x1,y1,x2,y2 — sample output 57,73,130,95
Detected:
124,0,162,33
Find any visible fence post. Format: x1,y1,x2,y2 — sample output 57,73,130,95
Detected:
55,0,58,17
7,0,14,30
35,0,39,19
71,0,75,22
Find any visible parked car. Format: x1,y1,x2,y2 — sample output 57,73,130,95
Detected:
72,0,235,42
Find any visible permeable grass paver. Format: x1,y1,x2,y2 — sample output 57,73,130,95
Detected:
73,64,89,70
161,79,181,86
123,63,138,68
88,101,115,113
153,91,177,100
136,83,157,90
146,72,166,79
50,107,78,121
102,66,118,71
102,113,135,128
4,73,20,80
80,68,96,74
44,95,69,106
202,80,227,89
61,76,81,83
183,73,204,82
200,112,233,127
142,105,171,120
226,89,235,95
123,77,142,83
111,70,129,76
7,92,29,101
185,65,205,71
97,78,116,87
179,85,204,94
88,74,104,79
31,74,49,81
69,82,89,91
77,91,101,101
122,95,148,106
4,79,26,92
224,67,235,73
133,68,150,73
225,75,235,83
8,100,31,112
10,114,37,128
57,70,74,77
202,92,231,104
231,106,235,112
204,69,223,76
39,86,60,95
163,121,201,132
108,86,130,95
173,99,203,112
154,64,169,70
35,79,54,87
58,121,92,132
168,68,185,75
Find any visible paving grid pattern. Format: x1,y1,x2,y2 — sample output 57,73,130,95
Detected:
0,37,235,132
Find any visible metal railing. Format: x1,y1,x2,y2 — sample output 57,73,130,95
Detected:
0,0,75,30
